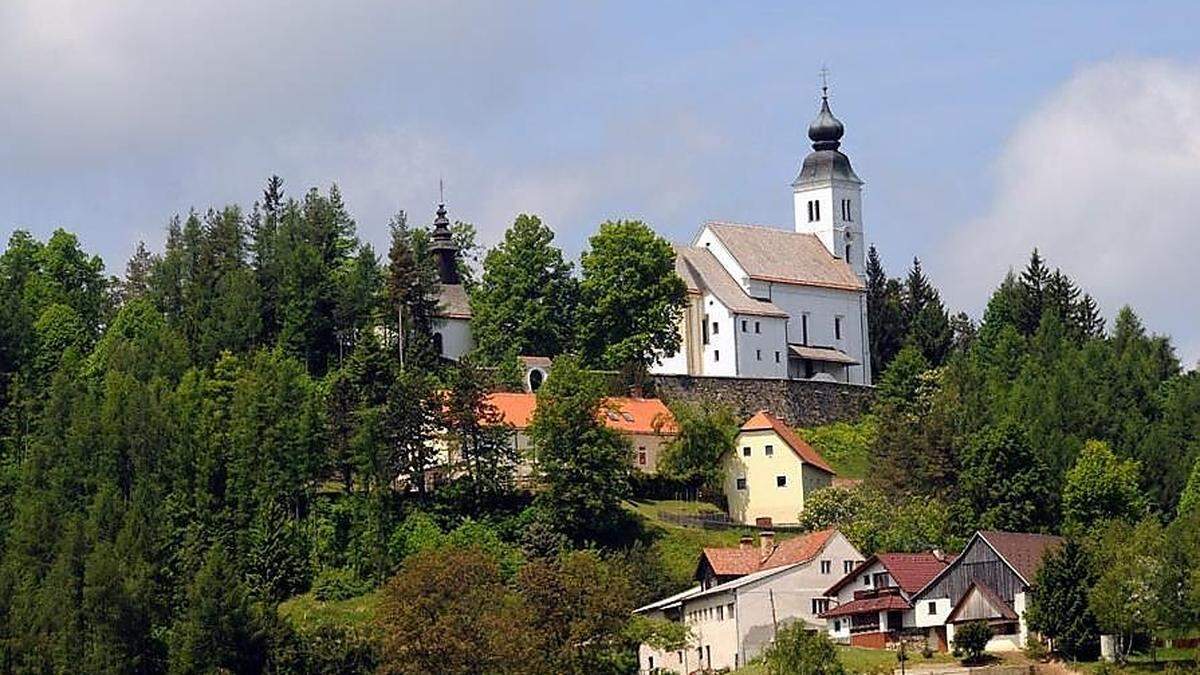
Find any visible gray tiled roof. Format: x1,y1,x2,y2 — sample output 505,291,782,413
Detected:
674,245,787,318
434,284,471,319
704,222,863,291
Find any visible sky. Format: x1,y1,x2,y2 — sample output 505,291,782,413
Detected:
3,1,1199,366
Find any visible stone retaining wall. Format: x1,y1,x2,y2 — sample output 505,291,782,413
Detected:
649,375,874,426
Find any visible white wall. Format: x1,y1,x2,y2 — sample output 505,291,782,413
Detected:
735,533,863,664
699,294,738,377
913,596,953,628
759,282,870,385
733,314,789,378
434,316,473,361
793,178,866,277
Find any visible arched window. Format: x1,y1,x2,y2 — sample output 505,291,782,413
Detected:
432,332,444,355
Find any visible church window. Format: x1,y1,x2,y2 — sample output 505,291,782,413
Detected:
712,321,719,335
835,316,843,340
801,314,809,345
754,321,761,333
842,198,853,221
741,320,748,332
714,350,720,361
775,351,781,363
807,201,814,222
756,349,762,361
814,200,821,221
702,314,710,344
845,243,851,261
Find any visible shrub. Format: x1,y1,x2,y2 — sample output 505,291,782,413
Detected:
952,621,993,664
763,622,846,675
311,568,372,602
1024,633,1048,662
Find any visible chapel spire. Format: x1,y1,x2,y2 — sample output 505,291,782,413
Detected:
429,190,461,285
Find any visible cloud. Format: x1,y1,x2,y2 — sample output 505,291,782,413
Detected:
936,58,1200,367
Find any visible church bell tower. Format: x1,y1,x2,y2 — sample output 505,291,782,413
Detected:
792,84,865,277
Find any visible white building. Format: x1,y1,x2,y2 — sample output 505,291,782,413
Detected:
820,552,951,650
635,529,863,673
653,90,872,384
427,202,475,361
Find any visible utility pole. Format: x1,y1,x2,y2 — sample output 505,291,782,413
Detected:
769,589,779,642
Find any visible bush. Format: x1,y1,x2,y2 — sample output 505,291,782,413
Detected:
763,622,845,675
311,568,372,602
952,621,993,664
1024,633,1048,661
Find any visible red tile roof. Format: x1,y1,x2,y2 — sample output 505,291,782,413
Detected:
824,552,951,597
481,393,677,435
978,531,1064,583
740,410,835,474
820,594,911,618
700,529,838,578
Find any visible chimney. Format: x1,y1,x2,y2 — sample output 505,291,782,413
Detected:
759,530,776,559
739,535,754,551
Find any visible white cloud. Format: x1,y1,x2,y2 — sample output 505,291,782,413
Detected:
936,58,1200,367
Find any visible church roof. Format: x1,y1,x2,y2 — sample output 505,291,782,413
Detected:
434,284,471,319
794,92,862,186
673,245,787,318
703,222,863,291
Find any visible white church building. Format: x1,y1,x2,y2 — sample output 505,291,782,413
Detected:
652,90,872,385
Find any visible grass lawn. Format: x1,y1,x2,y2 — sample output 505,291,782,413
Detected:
278,590,383,633
797,417,876,480
735,645,956,674
1071,646,1200,673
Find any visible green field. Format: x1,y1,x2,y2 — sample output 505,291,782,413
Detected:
798,417,876,480
278,590,383,633
735,645,955,674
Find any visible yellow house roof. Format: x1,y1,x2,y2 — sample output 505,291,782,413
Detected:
740,410,835,474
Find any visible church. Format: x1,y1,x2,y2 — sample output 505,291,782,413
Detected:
429,89,871,386
652,90,872,385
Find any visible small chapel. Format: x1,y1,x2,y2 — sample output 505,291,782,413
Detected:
651,89,872,384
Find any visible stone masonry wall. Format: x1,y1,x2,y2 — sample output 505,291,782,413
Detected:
649,375,874,427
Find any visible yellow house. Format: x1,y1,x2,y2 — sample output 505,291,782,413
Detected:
723,410,835,526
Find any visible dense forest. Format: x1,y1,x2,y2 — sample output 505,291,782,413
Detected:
0,176,1197,672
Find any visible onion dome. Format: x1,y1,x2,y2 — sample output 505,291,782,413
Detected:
808,91,845,151
430,202,461,285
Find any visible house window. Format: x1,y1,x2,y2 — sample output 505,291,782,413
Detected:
776,475,787,487
638,449,647,465
742,446,751,457
863,575,870,586
736,477,746,490
811,598,829,614
774,351,781,363
844,560,855,574
820,560,831,574
928,601,937,615
741,320,748,332
765,444,774,456
755,321,761,333
756,349,762,361
834,316,843,340
873,572,891,588
834,619,842,632
801,314,809,344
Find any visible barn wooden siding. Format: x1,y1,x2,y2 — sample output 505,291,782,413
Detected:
914,537,1025,606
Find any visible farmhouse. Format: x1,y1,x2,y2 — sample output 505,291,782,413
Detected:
909,530,1064,652
820,551,952,649
722,410,836,526
635,529,863,674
